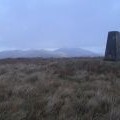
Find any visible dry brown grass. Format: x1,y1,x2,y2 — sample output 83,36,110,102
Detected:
0,57,120,120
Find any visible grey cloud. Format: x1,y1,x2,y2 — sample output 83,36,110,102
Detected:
0,0,120,53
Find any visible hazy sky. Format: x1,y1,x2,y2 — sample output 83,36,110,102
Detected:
0,0,120,53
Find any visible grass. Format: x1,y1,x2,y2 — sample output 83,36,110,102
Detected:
0,57,120,120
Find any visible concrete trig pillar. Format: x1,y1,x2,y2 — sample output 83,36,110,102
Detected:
105,31,120,61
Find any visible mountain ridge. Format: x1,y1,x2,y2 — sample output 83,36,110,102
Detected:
0,48,99,59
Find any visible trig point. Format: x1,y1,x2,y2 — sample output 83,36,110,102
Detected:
105,31,120,61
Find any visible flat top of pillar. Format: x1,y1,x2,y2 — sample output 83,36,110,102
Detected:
108,31,120,33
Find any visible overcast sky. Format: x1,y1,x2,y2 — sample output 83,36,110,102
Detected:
0,0,120,53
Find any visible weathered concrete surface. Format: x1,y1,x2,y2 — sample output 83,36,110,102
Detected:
105,31,120,61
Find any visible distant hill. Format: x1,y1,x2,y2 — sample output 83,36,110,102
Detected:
55,48,98,57
0,50,60,59
0,48,99,59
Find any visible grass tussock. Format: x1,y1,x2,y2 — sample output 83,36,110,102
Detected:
0,57,120,120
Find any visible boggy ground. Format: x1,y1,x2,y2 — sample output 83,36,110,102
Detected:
0,57,120,120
